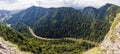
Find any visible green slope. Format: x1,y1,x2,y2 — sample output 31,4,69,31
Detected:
7,5,111,42
83,13,120,54
0,23,97,54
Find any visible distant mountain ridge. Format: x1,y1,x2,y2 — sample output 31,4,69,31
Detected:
0,10,11,23
83,4,120,22
6,3,120,42
1,3,120,54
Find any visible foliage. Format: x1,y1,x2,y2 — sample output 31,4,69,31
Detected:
2,3,120,54
7,5,115,42
0,23,95,54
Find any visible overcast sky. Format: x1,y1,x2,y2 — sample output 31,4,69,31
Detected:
0,0,120,10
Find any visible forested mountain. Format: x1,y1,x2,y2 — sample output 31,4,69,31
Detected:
83,7,97,18
100,13,120,54
1,3,120,54
7,4,120,42
83,4,120,23
7,6,48,26
97,4,120,23
0,23,96,54
83,13,120,54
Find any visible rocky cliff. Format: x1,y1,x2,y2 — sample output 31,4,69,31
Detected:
100,13,120,54
0,37,30,54
83,13,120,54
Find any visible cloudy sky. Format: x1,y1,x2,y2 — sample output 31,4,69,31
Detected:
0,0,120,10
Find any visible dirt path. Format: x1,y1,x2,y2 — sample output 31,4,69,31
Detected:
28,27,99,46
29,27,59,40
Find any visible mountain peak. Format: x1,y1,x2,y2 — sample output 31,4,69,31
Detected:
31,6,37,8
106,3,113,6
98,3,113,9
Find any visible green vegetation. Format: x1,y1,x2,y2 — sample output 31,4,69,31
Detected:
7,5,113,42
111,16,120,30
11,22,31,35
82,47,100,54
5,3,120,54
0,23,96,54
0,37,31,54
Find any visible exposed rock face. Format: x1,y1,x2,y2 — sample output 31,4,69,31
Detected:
100,13,120,54
0,37,22,54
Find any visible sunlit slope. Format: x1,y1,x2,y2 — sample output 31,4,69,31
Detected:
100,13,120,54
0,37,31,54
83,13,120,54
82,47,100,54
0,23,96,54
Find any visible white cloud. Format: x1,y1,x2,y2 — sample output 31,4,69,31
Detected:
0,0,36,10
0,0,120,10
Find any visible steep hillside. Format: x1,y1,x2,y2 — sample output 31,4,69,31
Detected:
7,5,112,42
100,13,120,54
83,7,97,19
7,6,48,26
83,13,120,54
0,23,31,54
0,37,30,54
0,23,97,54
2,2,120,54
83,3,120,23
98,4,120,23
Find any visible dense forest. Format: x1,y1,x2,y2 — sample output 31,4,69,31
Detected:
0,23,96,54
7,4,120,42
0,3,120,54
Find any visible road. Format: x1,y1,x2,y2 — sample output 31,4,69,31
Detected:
28,27,99,46
29,27,60,40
